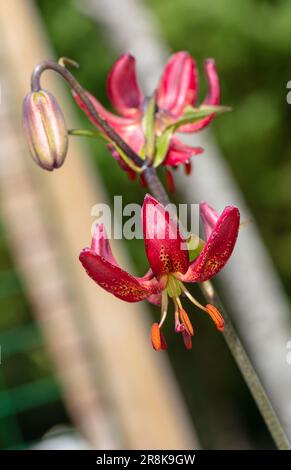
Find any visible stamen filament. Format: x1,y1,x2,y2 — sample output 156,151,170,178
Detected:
179,282,207,312
175,296,183,311
178,282,224,331
174,310,183,332
159,290,168,328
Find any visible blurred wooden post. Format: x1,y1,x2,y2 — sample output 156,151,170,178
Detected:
0,17,117,452
0,0,198,449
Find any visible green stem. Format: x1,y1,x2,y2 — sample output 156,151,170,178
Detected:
31,60,146,170
143,166,170,206
144,168,290,450
68,129,104,139
30,60,290,449
200,281,290,450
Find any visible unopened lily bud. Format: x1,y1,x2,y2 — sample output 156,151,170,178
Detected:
22,90,68,171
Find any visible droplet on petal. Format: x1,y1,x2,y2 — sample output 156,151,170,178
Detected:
179,309,194,336
206,304,225,331
150,323,167,351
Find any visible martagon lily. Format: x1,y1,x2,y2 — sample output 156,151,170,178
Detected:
80,195,240,350
73,51,224,190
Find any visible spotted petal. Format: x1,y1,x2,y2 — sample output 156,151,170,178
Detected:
178,206,240,283
90,224,118,266
179,59,220,133
142,194,189,279
80,224,163,302
80,249,164,302
157,51,198,117
107,54,144,118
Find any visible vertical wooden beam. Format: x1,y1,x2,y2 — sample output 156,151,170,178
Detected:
0,0,198,449
0,35,118,451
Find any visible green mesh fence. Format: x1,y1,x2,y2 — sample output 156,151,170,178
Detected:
0,220,70,449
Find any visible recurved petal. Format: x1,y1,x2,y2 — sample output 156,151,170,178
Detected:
179,59,220,133
163,137,203,167
73,89,144,159
107,53,144,117
157,51,198,116
79,248,163,302
142,194,189,279
147,292,162,306
72,90,136,132
90,224,118,266
200,202,219,241
116,123,145,154
178,206,240,283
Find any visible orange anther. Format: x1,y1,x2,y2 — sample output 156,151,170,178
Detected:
179,309,194,336
206,304,225,331
150,323,167,351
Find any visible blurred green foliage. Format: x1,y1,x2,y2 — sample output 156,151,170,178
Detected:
0,220,69,448
33,0,291,449
146,0,291,297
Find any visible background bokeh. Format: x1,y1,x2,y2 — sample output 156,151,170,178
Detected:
0,0,290,449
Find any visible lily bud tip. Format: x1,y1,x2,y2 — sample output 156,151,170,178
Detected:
22,90,68,171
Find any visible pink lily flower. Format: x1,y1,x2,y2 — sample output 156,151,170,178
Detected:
73,51,220,189
79,195,240,350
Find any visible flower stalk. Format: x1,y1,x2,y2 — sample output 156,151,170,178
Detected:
200,280,290,450
28,59,290,450
144,166,290,451
30,60,147,170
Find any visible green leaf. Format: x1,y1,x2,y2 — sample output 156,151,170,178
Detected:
152,105,230,167
164,104,231,132
187,235,205,262
153,128,173,167
68,128,105,139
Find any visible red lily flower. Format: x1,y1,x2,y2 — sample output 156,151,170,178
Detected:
73,52,220,187
80,196,239,350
